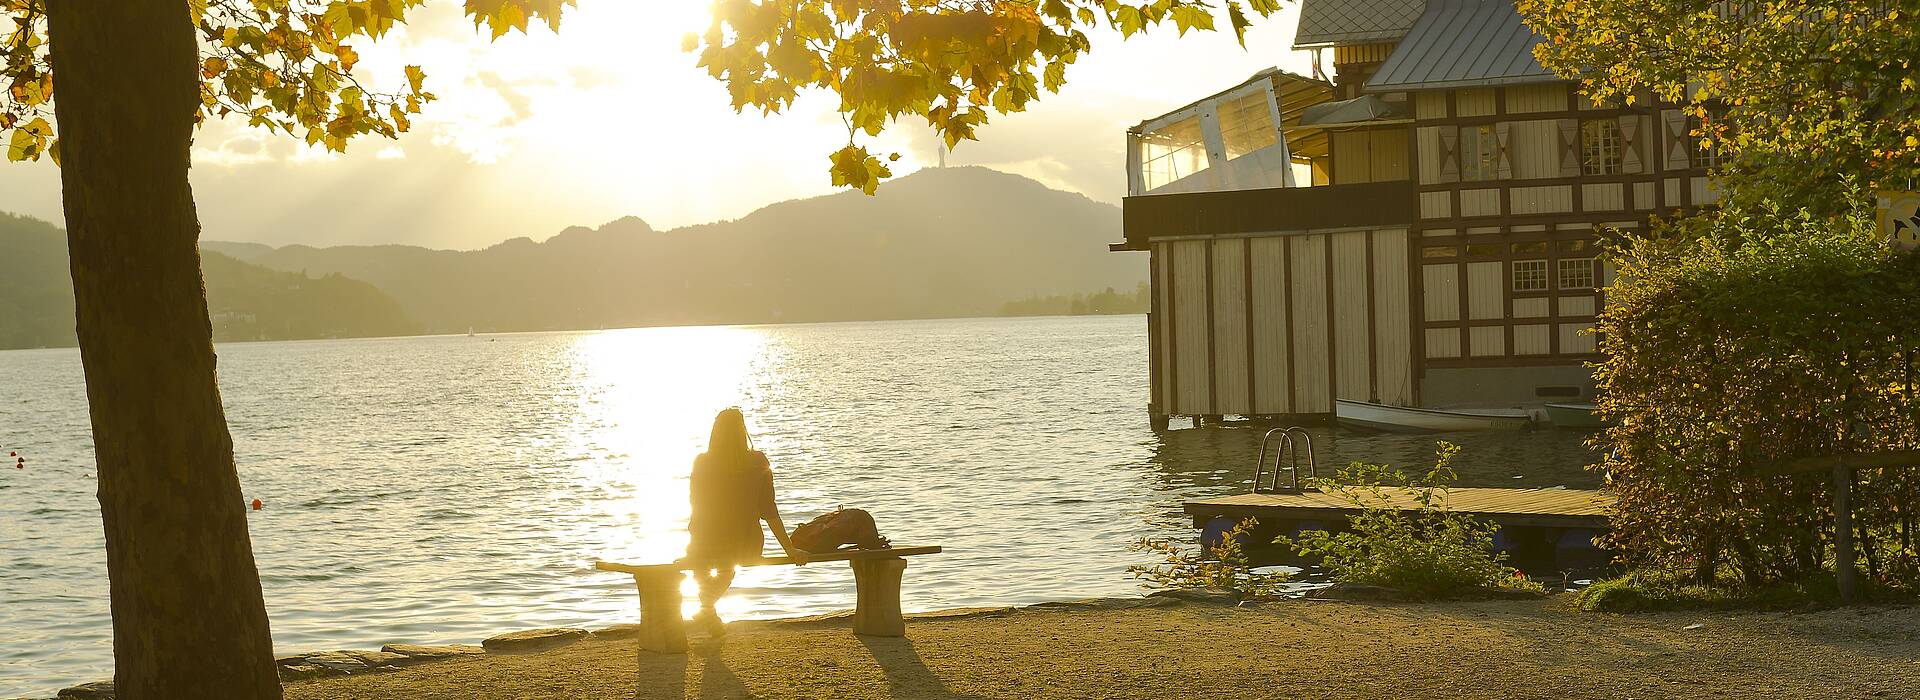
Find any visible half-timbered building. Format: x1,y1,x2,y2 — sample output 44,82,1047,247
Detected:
1115,0,1720,428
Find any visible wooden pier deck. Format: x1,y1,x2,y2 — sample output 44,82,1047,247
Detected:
1185,487,1613,530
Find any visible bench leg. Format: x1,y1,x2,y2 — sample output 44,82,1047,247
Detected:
850,557,907,637
632,571,688,654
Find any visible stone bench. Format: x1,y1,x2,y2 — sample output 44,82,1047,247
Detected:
594,545,942,653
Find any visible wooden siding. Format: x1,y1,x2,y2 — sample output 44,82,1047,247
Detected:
1171,240,1211,413
1467,261,1504,320
1508,120,1559,180
1514,324,1552,355
1415,92,1448,120
1582,182,1625,211
1634,181,1657,210
1210,241,1250,416
1425,327,1461,359
1456,89,1497,117
1372,229,1414,405
1513,297,1549,318
1560,323,1597,353
1505,84,1566,114
1154,244,1173,412
1331,232,1371,401
1460,188,1501,217
1416,127,1445,184
1249,238,1292,414
1471,326,1506,357
1422,264,1460,321
1558,295,1596,316
1665,178,1682,207
1333,129,1410,185
1289,235,1331,412
1509,185,1573,215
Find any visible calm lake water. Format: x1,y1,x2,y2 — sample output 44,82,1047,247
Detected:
0,315,1599,696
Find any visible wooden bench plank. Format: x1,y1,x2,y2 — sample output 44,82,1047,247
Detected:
594,545,941,575
595,545,943,653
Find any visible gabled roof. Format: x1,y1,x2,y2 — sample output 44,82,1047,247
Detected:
1293,0,1427,48
1364,0,1560,91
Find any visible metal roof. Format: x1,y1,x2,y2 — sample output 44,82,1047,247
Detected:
1293,0,1427,48
1364,0,1560,91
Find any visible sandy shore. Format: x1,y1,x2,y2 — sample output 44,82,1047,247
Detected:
285,595,1920,699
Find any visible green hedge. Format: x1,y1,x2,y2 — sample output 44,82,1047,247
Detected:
1596,208,1920,589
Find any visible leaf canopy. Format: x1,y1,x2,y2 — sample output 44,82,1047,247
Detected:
1520,0,1920,214
692,0,1285,190
1,0,572,163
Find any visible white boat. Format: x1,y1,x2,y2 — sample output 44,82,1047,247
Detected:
1335,399,1534,432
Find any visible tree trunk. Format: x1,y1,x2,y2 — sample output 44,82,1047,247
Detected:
45,2,283,698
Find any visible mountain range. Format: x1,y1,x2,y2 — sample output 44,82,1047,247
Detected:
3,167,1141,349
0,213,415,349
205,167,1139,334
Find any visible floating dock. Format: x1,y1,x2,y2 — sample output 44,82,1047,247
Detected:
1184,487,1612,530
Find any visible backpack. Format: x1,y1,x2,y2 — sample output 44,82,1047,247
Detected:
790,508,889,553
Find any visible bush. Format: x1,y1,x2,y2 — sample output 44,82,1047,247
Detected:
1288,443,1542,599
1597,207,1920,590
1129,518,1290,598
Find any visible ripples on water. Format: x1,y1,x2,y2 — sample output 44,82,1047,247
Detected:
0,316,1598,696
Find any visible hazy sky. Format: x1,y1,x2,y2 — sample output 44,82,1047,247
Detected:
0,2,1312,250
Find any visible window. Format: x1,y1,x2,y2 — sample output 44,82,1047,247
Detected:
1513,260,1549,292
1465,243,1503,257
1511,241,1549,255
1219,92,1277,160
1421,245,1459,259
1557,239,1591,254
1581,120,1621,175
1558,258,1596,289
1687,113,1724,169
1138,117,1209,190
1459,125,1500,181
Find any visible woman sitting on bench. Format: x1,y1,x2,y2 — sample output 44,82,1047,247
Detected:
685,407,806,637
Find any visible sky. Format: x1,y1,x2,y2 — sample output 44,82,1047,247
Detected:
0,2,1313,250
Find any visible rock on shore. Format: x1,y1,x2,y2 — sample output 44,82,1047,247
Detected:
480,628,589,654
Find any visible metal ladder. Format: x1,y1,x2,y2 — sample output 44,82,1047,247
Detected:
1253,427,1318,493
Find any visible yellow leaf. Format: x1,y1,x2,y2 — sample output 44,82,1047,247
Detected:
337,45,360,72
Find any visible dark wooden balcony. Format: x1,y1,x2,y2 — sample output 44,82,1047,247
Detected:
1113,180,1416,251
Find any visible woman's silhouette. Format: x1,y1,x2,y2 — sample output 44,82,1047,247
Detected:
685,407,805,636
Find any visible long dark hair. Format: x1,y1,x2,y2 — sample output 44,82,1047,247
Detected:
707,407,752,455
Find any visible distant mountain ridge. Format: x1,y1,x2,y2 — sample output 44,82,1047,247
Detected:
0,213,416,350
203,167,1141,334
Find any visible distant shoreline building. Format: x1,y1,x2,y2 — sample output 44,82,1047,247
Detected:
1112,0,1718,429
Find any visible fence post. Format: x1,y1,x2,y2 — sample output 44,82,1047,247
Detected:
1833,463,1856,604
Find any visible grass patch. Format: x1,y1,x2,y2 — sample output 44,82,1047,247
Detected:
1576,569,1919,613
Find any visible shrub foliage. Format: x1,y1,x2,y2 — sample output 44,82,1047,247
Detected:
1596,209,1920,588
1290,444,1540,599
1130,518,1290,598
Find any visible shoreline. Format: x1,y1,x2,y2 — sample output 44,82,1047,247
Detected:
43,592,1920,699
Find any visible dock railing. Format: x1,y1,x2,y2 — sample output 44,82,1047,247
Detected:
1253,427,1317,493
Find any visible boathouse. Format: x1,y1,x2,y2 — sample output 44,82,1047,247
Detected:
1116,0,1719,428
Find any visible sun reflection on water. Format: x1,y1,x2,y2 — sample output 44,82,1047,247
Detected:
560,326,786,616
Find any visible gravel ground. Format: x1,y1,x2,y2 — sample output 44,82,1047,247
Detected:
285,595,1920,700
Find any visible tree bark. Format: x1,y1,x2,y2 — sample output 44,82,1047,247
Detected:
45,2,282,698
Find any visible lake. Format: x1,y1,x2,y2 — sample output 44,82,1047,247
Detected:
0,315,1599,696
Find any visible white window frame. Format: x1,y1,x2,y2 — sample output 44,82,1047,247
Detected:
1512,259,1549,292
1558,257,1596,290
